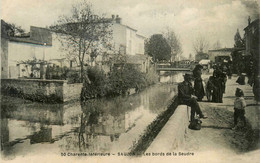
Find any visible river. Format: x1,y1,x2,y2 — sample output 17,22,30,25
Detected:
1,72,184,159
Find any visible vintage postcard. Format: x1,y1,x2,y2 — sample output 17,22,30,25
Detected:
1,0,259,162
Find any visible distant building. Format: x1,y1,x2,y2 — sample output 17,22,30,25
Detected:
195,52,209,62
208,48,244,63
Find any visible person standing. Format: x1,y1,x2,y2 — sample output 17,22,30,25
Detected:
232,88,247,129
206,74,215,102
212,69,223,103
178,73,207,121
193,65,205,101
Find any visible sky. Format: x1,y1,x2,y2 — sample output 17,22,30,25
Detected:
1,0,259,58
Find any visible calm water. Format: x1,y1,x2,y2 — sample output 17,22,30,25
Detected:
1,72,184,159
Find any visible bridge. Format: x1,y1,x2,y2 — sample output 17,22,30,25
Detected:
156,67,191,72
155,62,192,72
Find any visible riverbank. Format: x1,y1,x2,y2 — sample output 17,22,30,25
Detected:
1,72,183,162
146,74,259,162
129,95,179,155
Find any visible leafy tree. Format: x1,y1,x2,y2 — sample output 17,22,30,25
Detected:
50,1,112,82
234,29,245,48
163,28,182,61
145,34,171,62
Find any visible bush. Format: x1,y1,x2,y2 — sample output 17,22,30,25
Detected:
67,70,81,84
81,64,159,101
81,66,109,100
46,66,70,80
108,64,147,95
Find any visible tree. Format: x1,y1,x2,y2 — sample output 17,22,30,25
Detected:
163,28,183,61
1,20,25,37
212,40,222,50
50,1,112,82
234,29,245,48
193,35,209,53
145,34,171,62
8,23,25,36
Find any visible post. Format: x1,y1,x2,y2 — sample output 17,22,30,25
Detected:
41,43,47,79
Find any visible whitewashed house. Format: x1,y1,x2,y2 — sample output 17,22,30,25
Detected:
1,16,148,79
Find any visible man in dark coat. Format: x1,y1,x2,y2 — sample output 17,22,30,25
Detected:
178,73,207,121
211,69,224,103
193,65,205,101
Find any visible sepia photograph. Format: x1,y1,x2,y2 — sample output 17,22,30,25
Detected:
1,0,259,162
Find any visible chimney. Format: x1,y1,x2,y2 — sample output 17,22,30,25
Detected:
248,16,251,25
115,15,121,24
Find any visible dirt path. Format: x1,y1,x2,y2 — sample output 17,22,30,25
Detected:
184,104,255,151
182,75,260,162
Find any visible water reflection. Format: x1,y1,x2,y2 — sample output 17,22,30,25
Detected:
1,73,181,158
159,71,184,83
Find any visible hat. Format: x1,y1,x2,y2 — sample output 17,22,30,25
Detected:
235,88,244,97
195,64,203,69
183,72,193,79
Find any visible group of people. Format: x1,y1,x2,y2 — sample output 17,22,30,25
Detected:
206,67,227,103
190,64,228,103
178,64,246,130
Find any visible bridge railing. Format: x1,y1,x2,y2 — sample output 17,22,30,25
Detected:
156,63,191,69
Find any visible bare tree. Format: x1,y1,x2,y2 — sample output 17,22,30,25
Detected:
193,35,209,53
50,1,112,82
212,40,222,50
163,27,183,61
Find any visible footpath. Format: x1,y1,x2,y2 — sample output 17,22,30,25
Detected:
145,74,260,163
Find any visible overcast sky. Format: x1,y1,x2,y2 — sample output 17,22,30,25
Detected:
1,0,259,58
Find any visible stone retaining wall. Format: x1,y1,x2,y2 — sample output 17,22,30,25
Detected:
1,79,82,103
146,105,190,152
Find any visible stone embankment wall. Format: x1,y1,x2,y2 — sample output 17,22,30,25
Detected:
146,105,190,152
1,79,82,103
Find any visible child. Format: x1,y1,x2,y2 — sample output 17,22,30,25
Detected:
232,88,247,130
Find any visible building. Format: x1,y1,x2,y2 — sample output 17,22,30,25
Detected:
195,52,209,62
97,15,148,72
1,16,147,79
1,20,70,79
1,20,9,79
244,18,259,56
208,48,244,63
244,18,259,74
108,15,145,56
